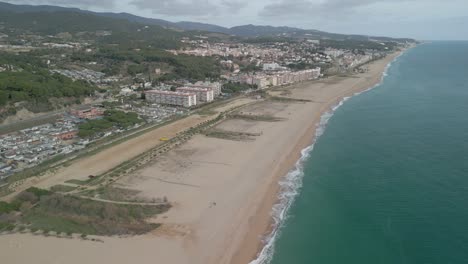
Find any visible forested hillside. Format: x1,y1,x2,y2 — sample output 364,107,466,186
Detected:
0,11,183,49
0,53,95,110
0,1,416,43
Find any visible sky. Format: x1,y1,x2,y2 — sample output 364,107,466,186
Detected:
5,0,468,40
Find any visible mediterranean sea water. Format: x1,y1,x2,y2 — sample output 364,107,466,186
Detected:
268,41,468,264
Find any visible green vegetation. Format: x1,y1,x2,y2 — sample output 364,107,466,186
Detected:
127,63,148,76
78,119,113,138
0,11,182,49
228,114,285,122
72,47,221,81
0,201,20,214
0,187,169,236
78,110,142,138
0,71,93,109
23,187,52,198
241,36,296,44
197,109,217,116
50,185,77,193
23,212,96,235
0,222,15,231
65,179,89,186
0,52,96,109
204,129,260,141
222,82,256,94
0,52,44,68
82,187,146,203
269,96,312,103
239,63,261,73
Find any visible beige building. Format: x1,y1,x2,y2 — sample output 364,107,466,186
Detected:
267,75,278,86
145,90,197,107
253,76,270,89
176,87,214,103
234,67,321,89
187,81,222,97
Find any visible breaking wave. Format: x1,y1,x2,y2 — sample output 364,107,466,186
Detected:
248,52,403,264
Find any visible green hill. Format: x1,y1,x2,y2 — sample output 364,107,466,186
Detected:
0,10,183,49
0,1,415,43
0,52,96,115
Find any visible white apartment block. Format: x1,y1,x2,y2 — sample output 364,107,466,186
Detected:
267,75,278,86
176,87,214,103
239,75,254,86
187,81,222,97
253,76,270,89
145,90,197,107
275,68,321,85
232,67,321,90
324,48,345,58
263,63,282,71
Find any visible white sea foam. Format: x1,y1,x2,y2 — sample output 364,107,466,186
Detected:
248,53,403,264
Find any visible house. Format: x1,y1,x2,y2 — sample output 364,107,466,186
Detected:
71,107,105,119
53,131,78,141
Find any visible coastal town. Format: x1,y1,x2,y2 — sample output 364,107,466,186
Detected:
0,29,407,180
4,0,468,263
0,2,418,264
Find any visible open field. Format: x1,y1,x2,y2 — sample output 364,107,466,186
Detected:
0,52,401,264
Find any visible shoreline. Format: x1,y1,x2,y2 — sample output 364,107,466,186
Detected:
236,50,405,264
0,50,406,264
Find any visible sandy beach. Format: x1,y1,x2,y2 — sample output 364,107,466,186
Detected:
0,51,401,264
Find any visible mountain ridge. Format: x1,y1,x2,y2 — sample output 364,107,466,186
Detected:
0,1,415,42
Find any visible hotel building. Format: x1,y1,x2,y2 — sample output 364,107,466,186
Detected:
145,90,197,107
176,87,214,103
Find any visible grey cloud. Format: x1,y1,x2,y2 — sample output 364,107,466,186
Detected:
260,0,413,17
130,0,247,17
222,0,248,13
259,0,312,17
5,0,116,8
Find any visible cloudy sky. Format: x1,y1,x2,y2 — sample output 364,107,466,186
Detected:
6,0,468,40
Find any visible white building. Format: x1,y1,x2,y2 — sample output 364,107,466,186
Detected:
263,63,283,71
324,48,345,58
119,87,134,96
145,90,197,107
267,75,278,86
235,67,321,89
253,76,270,89
176,87,214,103
187,81,222,97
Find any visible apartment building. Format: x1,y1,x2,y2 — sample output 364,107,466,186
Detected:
187,81,222,97
253,76,270,89
176,87,214,103
145,90,197,107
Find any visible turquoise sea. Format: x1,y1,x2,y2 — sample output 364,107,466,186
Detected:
255,42,468,264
